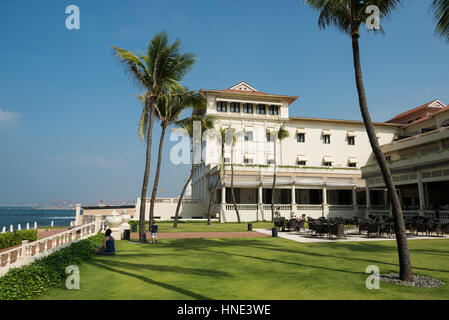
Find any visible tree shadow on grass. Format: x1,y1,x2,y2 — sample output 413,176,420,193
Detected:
88,261,211,300
95,259,232,278
194,247,365,276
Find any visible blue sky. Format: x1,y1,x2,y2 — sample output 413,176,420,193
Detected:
0,0,448,205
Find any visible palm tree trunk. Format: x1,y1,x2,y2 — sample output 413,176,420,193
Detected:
138,102,155,243
174,164,194,228
207,174,220,225
230,144,241,223
352,34,412,281
271,135,277,221
149,124,167,232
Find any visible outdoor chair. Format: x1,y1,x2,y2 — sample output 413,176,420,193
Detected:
329,220,346,239
307,217,316,234
296,219,305,231
273,217,286,231
427,220,443,237
413,219,429,236
286,219,298,232
313,219,329,238
365,221,380,238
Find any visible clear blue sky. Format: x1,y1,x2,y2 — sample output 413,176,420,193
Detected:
0,0,448,205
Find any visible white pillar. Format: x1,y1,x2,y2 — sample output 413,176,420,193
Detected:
26,222,30,230
291,184,296,217
2,226,5,233
365,186,371,218
9,225,13,232
51,221,54,227
418,172,425,215
257,185,264,221
34,221,38,229
221,186,226,204
75,204,82,226
18,224,21,231
322,185,328,217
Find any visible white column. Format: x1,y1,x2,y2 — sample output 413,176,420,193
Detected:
418,172,426,215
291,184,296,217
258,185,263,204
221,186,226,204
75,204,82,226
322,185,328,217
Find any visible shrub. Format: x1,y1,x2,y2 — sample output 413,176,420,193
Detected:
0,233,104,300
0,230,37,250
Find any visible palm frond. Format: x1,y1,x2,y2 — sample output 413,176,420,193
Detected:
432,0,449,41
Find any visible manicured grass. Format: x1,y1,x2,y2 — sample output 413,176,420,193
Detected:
37,237,449,300
130,220,274,233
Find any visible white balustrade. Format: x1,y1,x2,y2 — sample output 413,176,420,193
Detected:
0,220,105,277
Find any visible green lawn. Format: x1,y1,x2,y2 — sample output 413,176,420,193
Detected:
130,220,274,233
37,237,449,300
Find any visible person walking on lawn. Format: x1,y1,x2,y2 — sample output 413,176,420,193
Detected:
150,220,159,244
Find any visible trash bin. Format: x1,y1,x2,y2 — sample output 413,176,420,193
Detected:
123,229,130,240
272,227,278,237
248,223,253,231
131,224,137,232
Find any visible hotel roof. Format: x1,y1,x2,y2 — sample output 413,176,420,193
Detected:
289,116,402,127
200,81,298,105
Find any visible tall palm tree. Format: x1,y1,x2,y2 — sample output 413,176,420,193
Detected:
432,0,449,41
270,125,290,221
113,31,196,242
173,114,214,228
148,90,207,230
207,127,226,225
227,127,242,223
304,0,412,281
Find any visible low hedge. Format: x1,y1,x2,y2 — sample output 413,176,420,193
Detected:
0,229,38,250
0,233,104,300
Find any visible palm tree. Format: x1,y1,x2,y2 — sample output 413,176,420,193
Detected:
432,0,449,41
173,114,214,228
113,31,196,242
304,0,412,281
227,127,242,223
207,127,226,225
147,90,207,230
270,125,290,221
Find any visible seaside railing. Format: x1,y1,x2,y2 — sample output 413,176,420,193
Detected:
0,219,106,277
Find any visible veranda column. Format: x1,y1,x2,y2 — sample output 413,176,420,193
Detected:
417,171,426,216
291,184,296,217
365,186,371,218
352,187,358,214
220,185,226,223
322,185,328,218
257,185,264,221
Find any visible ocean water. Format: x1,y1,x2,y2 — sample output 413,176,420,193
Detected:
0,207,76,230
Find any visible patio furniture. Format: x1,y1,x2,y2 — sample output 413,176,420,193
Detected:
296,219,305,231
413,218,429,236
329,220,346,239
313,219,329,238
286,219,298,232
307,217,316,234
273,217,286,231
364,221,380,237
427,220,443,237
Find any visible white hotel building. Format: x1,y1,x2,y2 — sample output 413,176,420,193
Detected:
190,81,444,222
83,82,449,224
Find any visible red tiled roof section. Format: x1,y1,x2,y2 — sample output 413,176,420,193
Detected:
386,100,445,124
402,105,449,128
223,89,268,95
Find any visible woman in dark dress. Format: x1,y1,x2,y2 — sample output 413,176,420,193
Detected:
96,229,115,255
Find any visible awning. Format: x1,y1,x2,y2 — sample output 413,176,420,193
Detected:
348,157,358,163
296,128,306,134
323,155,333,162
297,154,308,161
322,129,332,135
347,131,357,137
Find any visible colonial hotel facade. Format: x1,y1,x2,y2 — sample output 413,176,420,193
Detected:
189,82,449,222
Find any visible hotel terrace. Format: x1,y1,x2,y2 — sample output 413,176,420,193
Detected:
186,82,449,222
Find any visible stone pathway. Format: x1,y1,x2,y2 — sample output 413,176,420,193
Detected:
254,228,449,243
129,231,269,240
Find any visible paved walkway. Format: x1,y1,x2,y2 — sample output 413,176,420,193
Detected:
254,228,449,243
130,231,269,240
